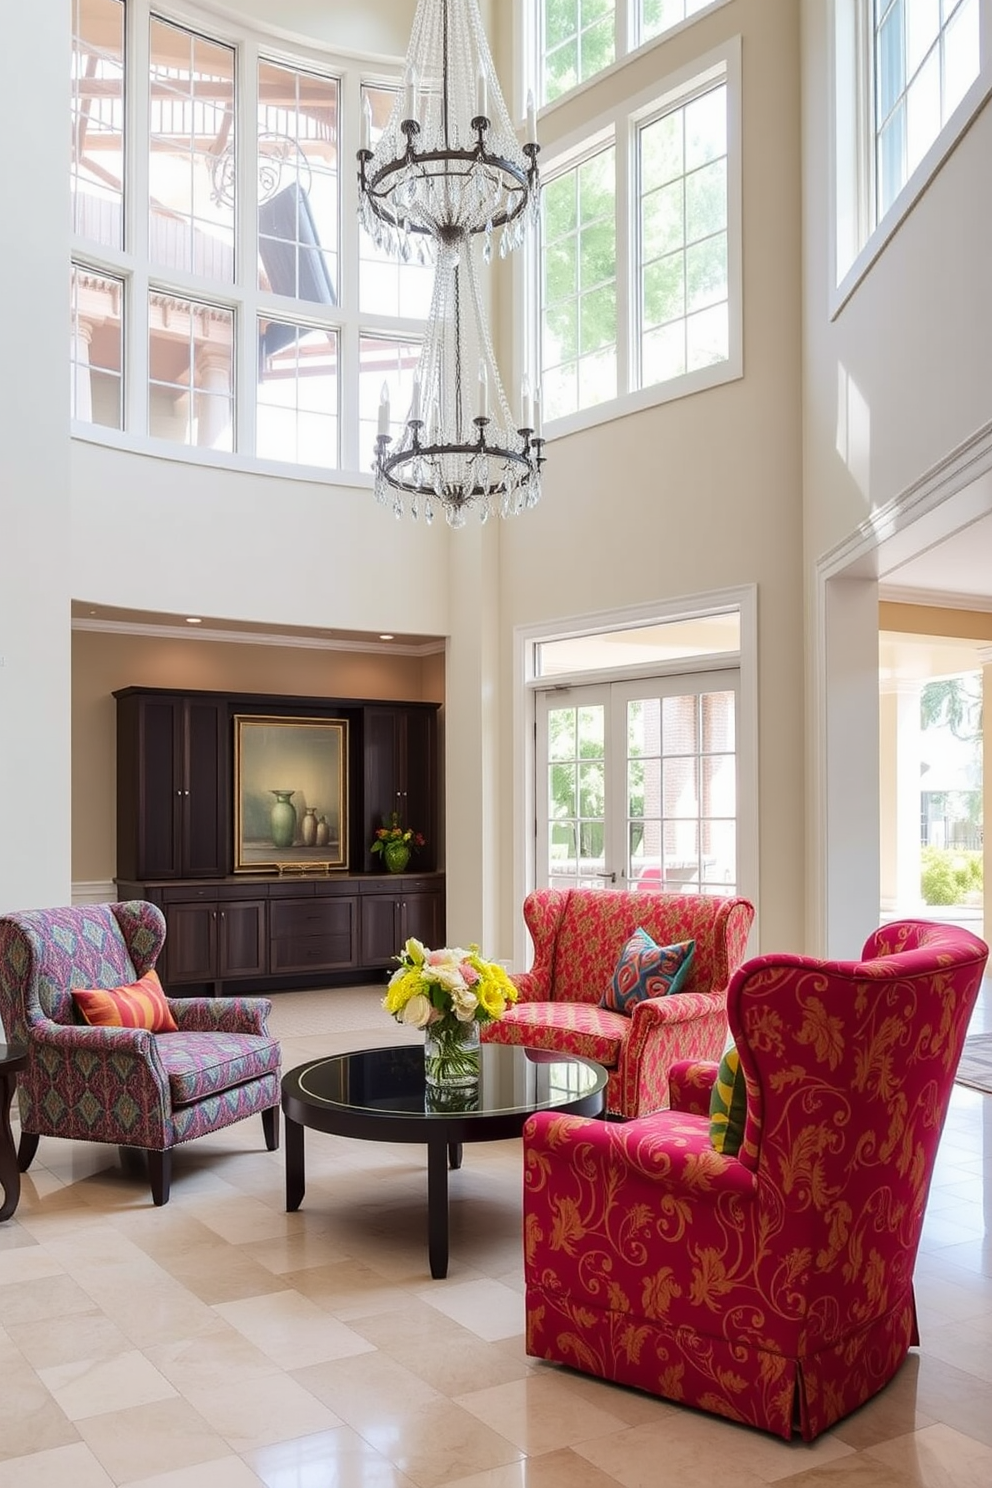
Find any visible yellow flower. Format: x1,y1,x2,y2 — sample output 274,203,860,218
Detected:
383,967,425,1015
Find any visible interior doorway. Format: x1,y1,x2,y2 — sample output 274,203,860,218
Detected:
879,611,986,941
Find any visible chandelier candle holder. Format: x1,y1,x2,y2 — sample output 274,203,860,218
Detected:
357,0,540,262
373,244,545,527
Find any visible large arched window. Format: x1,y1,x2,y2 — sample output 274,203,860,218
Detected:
69,0,430,478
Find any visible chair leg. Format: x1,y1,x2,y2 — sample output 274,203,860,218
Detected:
17,1131,40,1172
262,1104,280,1152
147,1150,171,1206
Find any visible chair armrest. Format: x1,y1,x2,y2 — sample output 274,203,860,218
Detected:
508,970,547,1004
627,989,725,1031
669,1059,719,1114
524,1108,755,1208
28,1017,171,1105
170,997,273,1036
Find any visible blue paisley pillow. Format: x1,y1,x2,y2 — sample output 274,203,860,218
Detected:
600,927,695,1012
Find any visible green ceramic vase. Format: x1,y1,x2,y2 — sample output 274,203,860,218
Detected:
269,789,297,849
383,840,411,873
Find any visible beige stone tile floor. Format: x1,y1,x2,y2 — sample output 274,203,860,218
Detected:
0,981,990,1488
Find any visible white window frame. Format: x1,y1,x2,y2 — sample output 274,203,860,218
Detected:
513,585,759,971
831,0,992,315
531,38,742,442
529,0,733,109
70,0,427,485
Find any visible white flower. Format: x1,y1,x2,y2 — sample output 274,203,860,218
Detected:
429,962,468,995
403,937,428,966
450,984,480,1021
399,992,434,1028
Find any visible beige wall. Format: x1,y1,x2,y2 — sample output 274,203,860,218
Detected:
880,604,992,643
494,0,806,951
71,629,443,886
0,8,71,914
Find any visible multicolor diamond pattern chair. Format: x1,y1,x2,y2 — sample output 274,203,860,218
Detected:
521,919,989,1439
0,902,281,1205
482,889,755,1119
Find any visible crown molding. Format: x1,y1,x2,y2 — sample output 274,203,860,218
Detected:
878,585,992,614
71,617,445,657
818,417,992,583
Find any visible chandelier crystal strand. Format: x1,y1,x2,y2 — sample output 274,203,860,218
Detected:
373,244,544,527
357,0,539,250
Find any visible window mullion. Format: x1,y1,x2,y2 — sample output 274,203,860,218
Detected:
615,114,631,399
127,0,151,436
340,67,362,474
237,35,259,459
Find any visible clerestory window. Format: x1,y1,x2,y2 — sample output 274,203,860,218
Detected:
537,0,729,105
69,0,427,477
537,46,740,429
833,0,990,298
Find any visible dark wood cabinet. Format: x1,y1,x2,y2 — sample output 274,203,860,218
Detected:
163,896,266,987
363,706,437,871
116,692,227,880
114,686,443,993
269,887,358,974
360,878,444,967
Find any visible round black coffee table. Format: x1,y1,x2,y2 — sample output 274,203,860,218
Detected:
281,1042,607,1278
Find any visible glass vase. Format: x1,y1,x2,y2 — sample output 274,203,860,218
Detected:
424,1018,481,1088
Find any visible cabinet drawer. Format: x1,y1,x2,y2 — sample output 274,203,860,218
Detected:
361,875,438,895
270,933,355,973
271,899,355,938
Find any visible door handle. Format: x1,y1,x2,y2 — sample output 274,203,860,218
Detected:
594,871,617,883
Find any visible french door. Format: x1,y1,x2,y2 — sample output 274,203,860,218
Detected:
536,670,739,894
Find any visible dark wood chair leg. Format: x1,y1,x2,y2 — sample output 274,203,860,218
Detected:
17,1131,40,1172
147,1149,171,1206
262,1104,280,1151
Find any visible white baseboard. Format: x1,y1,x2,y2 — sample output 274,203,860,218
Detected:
72,881,116,905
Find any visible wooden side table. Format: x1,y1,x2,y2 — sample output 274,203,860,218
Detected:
0,1044,28,1221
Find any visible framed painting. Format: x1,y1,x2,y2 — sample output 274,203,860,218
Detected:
234,715,349,871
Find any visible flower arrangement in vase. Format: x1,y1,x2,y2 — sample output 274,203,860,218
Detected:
370,812,426,873
383,939,518,1087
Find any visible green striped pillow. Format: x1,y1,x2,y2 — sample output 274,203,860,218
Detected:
709,1045,748,1156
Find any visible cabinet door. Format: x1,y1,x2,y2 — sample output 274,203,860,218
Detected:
400,890,442,950
363,706,437,871
135,696,183,879
360,894,400,966
182,699,228,877
118,693,227,880
218,900,266,978
164,902,217,984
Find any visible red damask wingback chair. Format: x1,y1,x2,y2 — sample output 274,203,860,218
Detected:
0,902,281,1205
481,889,754,1119
521,919,989,1440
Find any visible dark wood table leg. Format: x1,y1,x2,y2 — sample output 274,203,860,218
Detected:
448,1141,462,1170
427,1131,450,1279
0,1069,22,1222
285,1116,305,1212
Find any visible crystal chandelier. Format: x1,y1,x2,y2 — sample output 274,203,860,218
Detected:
373,244,544,527
358,0,545,527
357,0,540,262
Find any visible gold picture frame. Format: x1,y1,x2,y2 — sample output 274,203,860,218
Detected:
234,715,349,872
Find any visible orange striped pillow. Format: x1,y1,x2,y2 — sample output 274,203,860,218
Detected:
73,969,177,1032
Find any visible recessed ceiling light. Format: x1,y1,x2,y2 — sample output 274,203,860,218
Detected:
379,633,394,641
185,617,202,625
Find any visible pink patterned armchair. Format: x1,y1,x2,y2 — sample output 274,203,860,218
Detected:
522,919,989,1440
0,902,281,1205
482,889,754,1119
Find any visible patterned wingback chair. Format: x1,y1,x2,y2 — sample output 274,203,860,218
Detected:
481,889,754,1118
0,902,281,1205
521,919,989,1440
